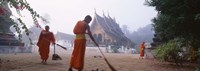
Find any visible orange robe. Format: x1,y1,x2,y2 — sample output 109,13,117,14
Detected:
70,20,87,70
140,43,145,57
37,30,55,60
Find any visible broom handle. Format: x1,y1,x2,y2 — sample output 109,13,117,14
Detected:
43,38,67,50
97,46,105,59
97,46,116,71
56,44,67,50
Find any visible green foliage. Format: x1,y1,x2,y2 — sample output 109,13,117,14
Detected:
155,40,181,61
146,0,200,55
0,0,41,44
197,48,200,57
151,14,178,41
111,46,119,53
195,13,200,21
196,67,200,71
112,48,119,53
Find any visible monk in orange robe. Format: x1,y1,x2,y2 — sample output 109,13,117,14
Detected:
68,15,99,71
140,42,145,59
37,25,55,64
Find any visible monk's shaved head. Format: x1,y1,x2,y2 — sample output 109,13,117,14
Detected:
45,25,50,31
84,15,92,24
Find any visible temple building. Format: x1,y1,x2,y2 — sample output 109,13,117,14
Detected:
87,12,134,48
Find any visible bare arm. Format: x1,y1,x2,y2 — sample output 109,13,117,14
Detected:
86,25,99,47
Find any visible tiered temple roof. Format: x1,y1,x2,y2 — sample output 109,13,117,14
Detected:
90,12,132,46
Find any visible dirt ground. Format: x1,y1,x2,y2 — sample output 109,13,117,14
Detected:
0,47,199,71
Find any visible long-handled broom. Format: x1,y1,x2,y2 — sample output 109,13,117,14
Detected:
43,38,67,60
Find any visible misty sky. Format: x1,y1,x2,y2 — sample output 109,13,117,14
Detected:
11,0,157,35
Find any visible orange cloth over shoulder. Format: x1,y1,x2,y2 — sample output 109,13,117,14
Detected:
70,20,87,70
73,21,87,34
37,30,55,60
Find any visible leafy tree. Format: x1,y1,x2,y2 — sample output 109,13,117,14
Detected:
0,0,42,43
146,0,200,61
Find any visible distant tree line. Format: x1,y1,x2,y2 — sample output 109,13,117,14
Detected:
121,24,154,45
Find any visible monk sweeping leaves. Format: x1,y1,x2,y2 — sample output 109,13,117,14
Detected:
68,15,99,71
37,25,55,64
